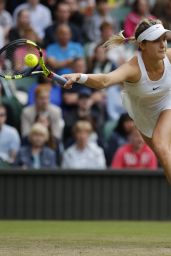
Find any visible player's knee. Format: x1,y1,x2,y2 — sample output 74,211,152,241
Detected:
152,135,168,157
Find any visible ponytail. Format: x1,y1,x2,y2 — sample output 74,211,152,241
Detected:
103,30,136,49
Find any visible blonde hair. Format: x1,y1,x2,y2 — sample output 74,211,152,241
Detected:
29,123,49,141
103,18,162,49
73,120,93,134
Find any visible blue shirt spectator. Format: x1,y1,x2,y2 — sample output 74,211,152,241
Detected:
46,24,84,75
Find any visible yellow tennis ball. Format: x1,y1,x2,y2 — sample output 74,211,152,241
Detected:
24,53,38,67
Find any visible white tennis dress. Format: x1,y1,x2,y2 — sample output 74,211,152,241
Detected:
122,51,171,138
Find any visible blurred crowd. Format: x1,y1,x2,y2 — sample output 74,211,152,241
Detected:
1,0,170,170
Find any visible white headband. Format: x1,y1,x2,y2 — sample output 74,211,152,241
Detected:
137,24,171,43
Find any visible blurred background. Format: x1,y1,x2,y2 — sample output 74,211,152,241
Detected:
0,0,171,222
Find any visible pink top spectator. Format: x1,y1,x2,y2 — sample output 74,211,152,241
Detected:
124,12,155,37
111,143,157,170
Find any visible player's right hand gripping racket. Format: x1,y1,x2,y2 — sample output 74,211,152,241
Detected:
0,39,67,86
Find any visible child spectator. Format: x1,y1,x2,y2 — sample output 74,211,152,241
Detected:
21,84,64,140
15,123,57,169
62,120,106,169
0,104,20,164
111,126,158,169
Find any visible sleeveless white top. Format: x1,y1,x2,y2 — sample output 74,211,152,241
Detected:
122,51,171,138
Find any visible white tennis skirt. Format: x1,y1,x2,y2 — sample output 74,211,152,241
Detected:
121,90,171,138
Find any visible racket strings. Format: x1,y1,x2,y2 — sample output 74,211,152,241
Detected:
0,42,40,76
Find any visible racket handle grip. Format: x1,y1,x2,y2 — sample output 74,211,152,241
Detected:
50,72,67,86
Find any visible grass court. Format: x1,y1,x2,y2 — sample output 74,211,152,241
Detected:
0,221,171,256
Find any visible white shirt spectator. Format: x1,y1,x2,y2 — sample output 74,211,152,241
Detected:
0,9,12,39
0,124,20,162
13,2,52,38
62,142,106,169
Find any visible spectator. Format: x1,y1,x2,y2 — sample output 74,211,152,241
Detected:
111,127,158,169
13,0,52,39
14,27,42,72
21,84,64,140
153,0,171,42
46,24,84,75
64,0,85,30
0,0,12,44
27,76,62,107
35,112,63,165
62,57,87,110
8,9,31,41
44,2,83,47
85,21,134,68
106,85,126,121
35,112,58,150
124,0,155,37
63,88,105,147
0,104,20,163
62,120,106,169
88,44,116,73
84,0,117,42
104,113,134,165
15,123,57,169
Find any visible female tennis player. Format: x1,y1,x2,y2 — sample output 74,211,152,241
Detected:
62,18,171,184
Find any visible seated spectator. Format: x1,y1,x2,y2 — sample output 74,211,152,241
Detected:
124,0,155,37
88,43,116,73
21,84,64,140
46,24,84,75
27,77,62,107
35,112,63,165
15,123,57,169
63,88,105,147
0,104,20,163
62,57,87,110
13,0,52,39
0,0,12,45
9,9,31,42
104,113,134,166
44,2,83,46
85,21,134,68
14,27,43,72
83,0,117,42
62,120,106,169
152,0,171,43
35,112,58,149
64,0,85,30
111,127,158,169
106,85,126,121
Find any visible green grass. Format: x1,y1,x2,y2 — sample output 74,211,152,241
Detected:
0,221,171,256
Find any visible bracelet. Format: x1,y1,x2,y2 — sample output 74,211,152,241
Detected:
77,74,88,84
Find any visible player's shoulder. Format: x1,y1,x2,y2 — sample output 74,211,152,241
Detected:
124,54,141,82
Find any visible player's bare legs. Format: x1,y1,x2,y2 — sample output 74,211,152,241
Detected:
141,110,171,184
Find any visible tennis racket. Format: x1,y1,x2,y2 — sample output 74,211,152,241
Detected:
0,39,67,86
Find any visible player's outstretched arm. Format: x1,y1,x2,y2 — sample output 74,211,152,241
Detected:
62,61,137,90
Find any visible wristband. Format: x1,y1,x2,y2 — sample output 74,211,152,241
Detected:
77,74,88,84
